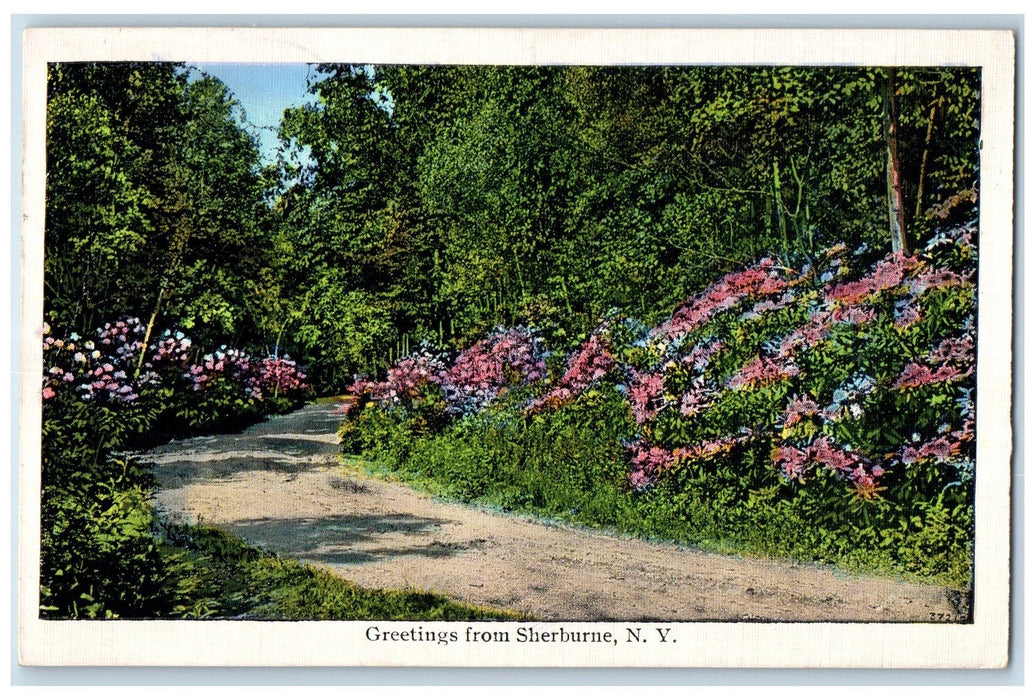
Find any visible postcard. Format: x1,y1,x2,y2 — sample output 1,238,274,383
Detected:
17,26,1014,668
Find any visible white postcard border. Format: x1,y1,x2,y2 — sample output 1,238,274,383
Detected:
17,26,1016,668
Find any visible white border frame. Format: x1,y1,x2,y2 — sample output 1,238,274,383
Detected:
17,26,1015,668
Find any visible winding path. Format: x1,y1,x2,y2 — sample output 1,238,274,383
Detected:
144,402,966,622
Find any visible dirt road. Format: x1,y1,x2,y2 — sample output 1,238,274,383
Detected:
144,402,967,622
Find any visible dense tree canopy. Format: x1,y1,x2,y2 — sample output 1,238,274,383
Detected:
46,62,271,351
45,62,980,393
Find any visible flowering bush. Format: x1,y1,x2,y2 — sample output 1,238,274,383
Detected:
346,327,547,419
41,318,148,403
525,325,616,413
625,439,675,491
39,318,313,619
651,257,791,344
439,326,548,415
347,348,448,409
563,226,977,504
42,319,310,422
340,224,978,587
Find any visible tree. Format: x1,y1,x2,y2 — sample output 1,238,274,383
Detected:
271,64,410,387
45,63,270,351
45,63,183,333
884,68,910,253
261,63,981,388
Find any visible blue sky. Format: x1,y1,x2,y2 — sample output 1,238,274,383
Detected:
189,62,318,164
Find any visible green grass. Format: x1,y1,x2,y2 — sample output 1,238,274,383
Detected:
161,524,525,621
314,394,350,405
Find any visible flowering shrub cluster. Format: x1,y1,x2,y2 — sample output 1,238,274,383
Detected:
39,318,313,620
339,224,978,587
893,334,975,390
525,325,616,413
347,327,547,417
42,318,149,403
41,318,311,423
610,226,975,499
440,327,548,414
345,224,976,504
625,438,675,491
349,224,976,508
348,349,449,409
651,258,791,343
186,349,308,401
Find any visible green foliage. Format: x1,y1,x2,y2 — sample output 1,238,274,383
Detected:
164,376,266,435
40,455,180,619
159,525,523,620
351,386,638,527
45,63,270,349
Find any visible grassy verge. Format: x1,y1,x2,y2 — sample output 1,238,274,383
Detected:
314,394,351,405
160,523,525,621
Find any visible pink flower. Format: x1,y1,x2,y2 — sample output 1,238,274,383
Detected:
830,303,877,326
778,312,832,357
678,383,715,417
674,434,746,463
627,369,666,424
894,335,974,390
783,395,820,428
729,355,799,389
899,433,968,465
851,467,875,487
825,250,918,304
528,332,614,413
653,259,795,341
914,266,970,292
773,445,811,479
626,440,675,490
929,336,975,365
809,436,861,475
894,302,922,328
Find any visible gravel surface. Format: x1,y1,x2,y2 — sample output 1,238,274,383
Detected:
144,402,967,622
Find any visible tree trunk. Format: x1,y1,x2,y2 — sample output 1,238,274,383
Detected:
772,158,790,263
915,90,943,224
134,287,165,379
883,68,910,254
